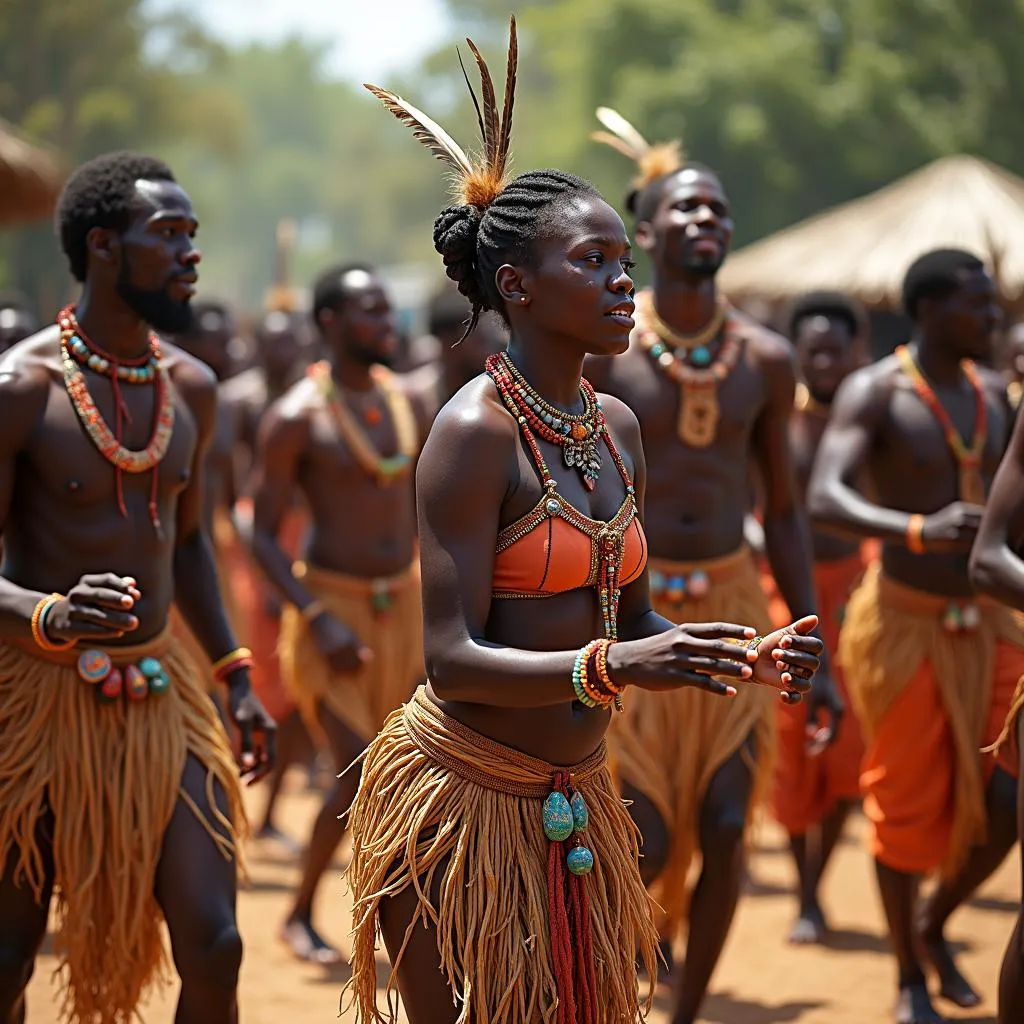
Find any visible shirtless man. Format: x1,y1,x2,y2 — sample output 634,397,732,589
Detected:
587,151,840,1023
808,248,1021,1023
0,150,274,1024
770,292,869,944
224,308,317,847
250,263,430,962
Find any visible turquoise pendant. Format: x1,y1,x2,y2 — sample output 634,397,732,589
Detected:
542,791,574,842
689,346,712,367
567,845,594,875
570,790,589,832
148,671,171,695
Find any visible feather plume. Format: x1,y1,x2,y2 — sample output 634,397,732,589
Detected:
364,16,519,210
594,107,650,161
466,37,500,171
496,16,517,178
362,84,473,178
458,50,487,149
591,106,684,188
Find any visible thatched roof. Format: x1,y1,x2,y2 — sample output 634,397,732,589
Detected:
0,120,64,226
720,155,1024,310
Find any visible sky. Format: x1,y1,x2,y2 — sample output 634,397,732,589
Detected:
157,0,454,81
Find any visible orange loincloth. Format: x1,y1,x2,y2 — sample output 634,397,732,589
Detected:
839,564,1024,878
608,546,776,938
278,561,424,747
771,551,870,836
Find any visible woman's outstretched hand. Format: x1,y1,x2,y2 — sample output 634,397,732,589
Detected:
750,614,823,704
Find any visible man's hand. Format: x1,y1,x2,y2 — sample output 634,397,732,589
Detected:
224,669,277,784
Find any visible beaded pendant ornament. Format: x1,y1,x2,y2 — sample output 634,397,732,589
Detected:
490,351,605,489
895,345,988,505
310,361,418,487
58,306,174,531
636,290,743,448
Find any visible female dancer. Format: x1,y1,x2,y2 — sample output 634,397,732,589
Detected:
345,18,823,1023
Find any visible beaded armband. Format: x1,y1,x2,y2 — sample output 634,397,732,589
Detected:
212,646,255,683
31,594,76,652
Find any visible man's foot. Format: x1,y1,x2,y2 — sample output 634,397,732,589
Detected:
788,902,828,945
921,933,981,1008
256,823,303,857
280,918,342,965
895,982,945,1023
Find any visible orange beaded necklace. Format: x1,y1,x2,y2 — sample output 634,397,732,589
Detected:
896,344,987,504
58,306,175,531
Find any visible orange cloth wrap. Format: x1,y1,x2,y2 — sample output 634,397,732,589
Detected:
839,564,1024,878
278,561,424,746
607,546,775,938
772,552,869,835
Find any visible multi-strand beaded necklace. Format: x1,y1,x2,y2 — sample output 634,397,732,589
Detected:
486,351,635,640
58,305,174,532
895,344,988,505
635,289,744,448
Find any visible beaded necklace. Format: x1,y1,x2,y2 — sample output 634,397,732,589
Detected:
64,326,160,383
310,361,418,486
57,306,174,531
895,344,987,505
636,289,743,448
491,350,605,489
486,352,635,639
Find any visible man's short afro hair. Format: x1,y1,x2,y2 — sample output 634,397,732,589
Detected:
901,248,985,322
56,151,176,283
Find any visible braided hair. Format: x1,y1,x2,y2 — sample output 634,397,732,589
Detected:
432,170,601,337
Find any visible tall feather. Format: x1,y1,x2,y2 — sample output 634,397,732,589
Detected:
457,49,487,151
363,84,473,178
466,37,500,171
495,16,518,179
588,131,643,161
595,107,650,161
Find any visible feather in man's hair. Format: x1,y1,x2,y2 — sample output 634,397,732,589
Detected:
364,16,518,210
590,107,684,189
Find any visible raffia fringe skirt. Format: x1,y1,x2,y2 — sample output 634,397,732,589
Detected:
607,546,775,936
343,687,660,1023
0,632,245,1024
279,561,423,746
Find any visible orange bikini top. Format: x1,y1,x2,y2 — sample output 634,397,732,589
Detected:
492,488,647,598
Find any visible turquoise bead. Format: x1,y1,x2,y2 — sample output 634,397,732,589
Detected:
542,791,574,842
148,671,171,696
567,846,594,875
138,657,163,679
570,790,589,832
690,346,712,367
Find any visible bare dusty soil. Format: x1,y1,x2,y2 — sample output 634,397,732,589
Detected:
27,775,1018,1024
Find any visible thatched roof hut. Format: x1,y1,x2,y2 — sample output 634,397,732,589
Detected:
720,155,1024,312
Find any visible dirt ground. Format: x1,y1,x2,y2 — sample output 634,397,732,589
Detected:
27,773,1019,1024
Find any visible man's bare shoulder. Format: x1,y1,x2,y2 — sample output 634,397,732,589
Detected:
976,362,1013,401
0,325,61,394
733,311,792,365
0,327,62,445
832,354,903,417
264,372,323,428
161,341,217,395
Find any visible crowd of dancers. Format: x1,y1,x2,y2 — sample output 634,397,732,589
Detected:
1,16,1023,1024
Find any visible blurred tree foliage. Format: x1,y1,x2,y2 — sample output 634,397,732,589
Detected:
2,0,1024,313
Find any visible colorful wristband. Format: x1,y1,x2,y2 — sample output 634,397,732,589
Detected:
31,594,76,652
211,646,254,683
906,514,927,555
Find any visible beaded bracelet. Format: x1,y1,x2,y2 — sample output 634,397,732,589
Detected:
592,638,625,712
31,594,77,652
572,640,609,708
906,514,927,555
746,635,764,653
211,646,255,683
